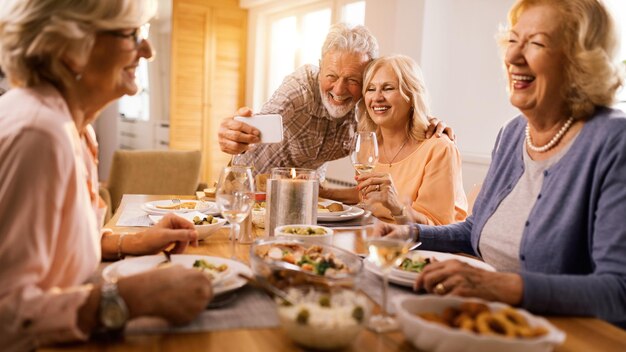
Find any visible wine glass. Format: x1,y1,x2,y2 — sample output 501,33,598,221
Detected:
350,131,379,208
365,234,414,333
216,166,255,259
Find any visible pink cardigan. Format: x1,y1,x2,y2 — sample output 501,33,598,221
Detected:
0,85,100,349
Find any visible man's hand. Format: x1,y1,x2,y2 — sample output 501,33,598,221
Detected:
218,107,261,154
426,117,456,141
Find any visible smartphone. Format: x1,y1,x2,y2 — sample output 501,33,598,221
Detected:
234,114,283,144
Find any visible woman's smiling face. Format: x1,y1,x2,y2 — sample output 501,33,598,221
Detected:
364,65,411,129
505,4,568,117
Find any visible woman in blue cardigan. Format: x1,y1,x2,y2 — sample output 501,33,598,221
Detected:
374,0,626,327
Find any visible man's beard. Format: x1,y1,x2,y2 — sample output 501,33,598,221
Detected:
319,85,357,119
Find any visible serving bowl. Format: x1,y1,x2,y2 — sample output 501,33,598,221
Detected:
276,285,371,350
394,295,565,352
274,224,333,245
250,238,363,290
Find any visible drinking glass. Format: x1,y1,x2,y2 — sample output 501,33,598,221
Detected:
350,132,379,208
365,235,414,333
216,166,255,259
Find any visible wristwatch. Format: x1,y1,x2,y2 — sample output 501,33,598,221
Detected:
98,281,129,335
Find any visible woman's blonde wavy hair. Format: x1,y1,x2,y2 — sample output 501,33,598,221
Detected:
358,55,430,142
0,0,156,89
500,0,625,120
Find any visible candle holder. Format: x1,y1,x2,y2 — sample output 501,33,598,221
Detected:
265,167,318,237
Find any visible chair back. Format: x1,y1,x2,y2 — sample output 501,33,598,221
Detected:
107,150,202,212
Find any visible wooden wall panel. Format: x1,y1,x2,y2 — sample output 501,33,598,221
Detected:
170,0,247,184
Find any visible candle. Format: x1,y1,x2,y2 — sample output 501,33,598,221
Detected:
265,168,318,237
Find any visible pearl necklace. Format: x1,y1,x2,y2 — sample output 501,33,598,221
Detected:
525,117,574,153
384,138,408,167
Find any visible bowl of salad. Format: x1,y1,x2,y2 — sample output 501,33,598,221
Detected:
250,238,363,290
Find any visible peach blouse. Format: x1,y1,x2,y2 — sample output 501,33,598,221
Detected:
371,137,468,225
0,85,100,350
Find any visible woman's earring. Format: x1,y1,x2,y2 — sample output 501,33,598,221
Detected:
75,73,82,81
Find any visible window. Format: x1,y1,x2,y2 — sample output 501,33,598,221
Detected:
605,0,626,111
118,56,150,120
257,0,365,106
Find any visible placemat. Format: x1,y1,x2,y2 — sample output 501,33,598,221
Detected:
126,285,279,334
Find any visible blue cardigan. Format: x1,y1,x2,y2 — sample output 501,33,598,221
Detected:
416,108,626,326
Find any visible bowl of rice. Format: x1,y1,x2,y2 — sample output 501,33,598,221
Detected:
276,286,371,350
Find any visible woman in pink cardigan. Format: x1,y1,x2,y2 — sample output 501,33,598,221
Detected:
0,0,212,349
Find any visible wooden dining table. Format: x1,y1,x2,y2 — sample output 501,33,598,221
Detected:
40,194,626,352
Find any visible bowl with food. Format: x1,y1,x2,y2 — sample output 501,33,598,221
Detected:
274,224,333,245
276,285,371,350
250,238,363,290
394,295,565,352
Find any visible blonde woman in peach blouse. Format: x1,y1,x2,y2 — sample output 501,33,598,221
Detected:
0,0,212,349
322,55,467,225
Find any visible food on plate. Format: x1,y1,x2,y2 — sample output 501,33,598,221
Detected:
281,226,328,236
155,201,197,210
398,254,432,273
277,288,370,350
417,302,548,339
257,243,350,276
192,259,228,280
192,215,218,225
317,202,344,213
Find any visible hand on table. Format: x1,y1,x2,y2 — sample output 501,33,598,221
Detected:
218,107,261,154
414,259,523,306
119,265,213,325
125,213,199,256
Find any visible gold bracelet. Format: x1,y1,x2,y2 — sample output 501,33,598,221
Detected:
116,233,127,260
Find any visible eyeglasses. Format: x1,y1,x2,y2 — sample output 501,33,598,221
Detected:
103,23,150,48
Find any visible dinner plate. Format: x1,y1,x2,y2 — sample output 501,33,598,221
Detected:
365,250,496,288
103,254,251,295
317,200,352,216
141,200,220,215
317,206,365,222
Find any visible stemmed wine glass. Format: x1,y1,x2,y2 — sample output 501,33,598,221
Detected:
365,234,415,333
350,131,379,208
216,166,255,259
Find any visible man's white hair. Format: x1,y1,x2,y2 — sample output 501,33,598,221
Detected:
321,23,379,61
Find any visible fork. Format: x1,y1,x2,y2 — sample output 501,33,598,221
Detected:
158,249,173,266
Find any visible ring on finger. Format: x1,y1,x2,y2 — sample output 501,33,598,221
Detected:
434,282,447,295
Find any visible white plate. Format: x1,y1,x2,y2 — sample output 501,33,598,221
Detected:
141,200,219,215
365,250,496,288
317,200,352,216
103,254,251,295
317,206,365,222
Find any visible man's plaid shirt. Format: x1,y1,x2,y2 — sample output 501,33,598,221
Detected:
237,64,357,175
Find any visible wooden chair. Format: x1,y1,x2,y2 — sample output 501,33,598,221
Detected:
100,150,202,222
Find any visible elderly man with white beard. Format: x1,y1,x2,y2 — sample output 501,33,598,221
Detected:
217,23,452,175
